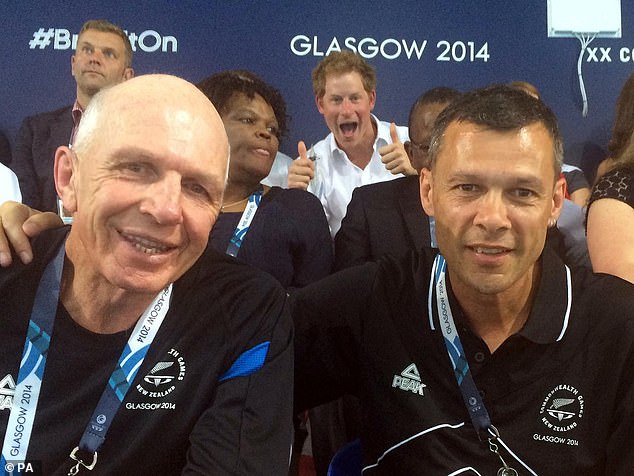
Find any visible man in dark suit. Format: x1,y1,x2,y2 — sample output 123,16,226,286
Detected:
335,87,461,270
12,19,134,212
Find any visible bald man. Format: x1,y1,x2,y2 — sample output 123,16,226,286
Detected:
0,75,292,474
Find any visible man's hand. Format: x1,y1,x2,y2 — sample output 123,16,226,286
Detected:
287,141,315,190
0,201,63,267
379,122,417,176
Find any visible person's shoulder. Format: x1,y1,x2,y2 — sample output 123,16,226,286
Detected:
351,175,419,208
23,105,72,124
189,247,282,290
0,227,68,289
591,165,634,205
570,266,634,325
357,175,416,196
269,186,323,208
373,116,408,141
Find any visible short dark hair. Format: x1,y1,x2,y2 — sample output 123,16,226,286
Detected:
79,19,133,68
311,51,376,98
408,87,462,129
196,70,288,139
428,85,563,175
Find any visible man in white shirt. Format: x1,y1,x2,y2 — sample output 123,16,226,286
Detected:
0,164,21,204
287,51,412,236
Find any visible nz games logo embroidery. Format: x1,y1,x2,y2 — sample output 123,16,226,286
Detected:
540,384,584,432
135,348,186,399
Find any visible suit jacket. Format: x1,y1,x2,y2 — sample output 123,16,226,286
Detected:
334,176,431,270
12,105,72,212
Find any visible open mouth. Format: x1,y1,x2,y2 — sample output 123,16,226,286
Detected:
339,122,358,137
121,232,174,255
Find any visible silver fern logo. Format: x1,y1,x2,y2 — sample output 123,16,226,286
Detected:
144,361,175,386
135,348,186,399
540,385,584,432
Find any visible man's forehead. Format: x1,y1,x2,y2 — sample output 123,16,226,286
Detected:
77,29,125,47
436,120,556,173
324,71,365,88
443,120,552,145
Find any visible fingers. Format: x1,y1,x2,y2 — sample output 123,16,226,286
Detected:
23,212,65,238
298,140,308,161
0,201,34,266
0,202,63,267
288,141,315,190
389,122,401,144
0,216,12,267
379,142,417,176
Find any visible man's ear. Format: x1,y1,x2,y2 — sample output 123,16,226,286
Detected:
368,89,377,110
123,67,135,80
54,146,78,213
70,55,77,78
550,174,566,223
315,95,325,114
420,168,435,216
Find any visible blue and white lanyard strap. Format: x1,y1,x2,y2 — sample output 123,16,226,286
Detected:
1,242,65,469
0,242,173,475
68,283,172,475
432,255,524,476
225,189,263,258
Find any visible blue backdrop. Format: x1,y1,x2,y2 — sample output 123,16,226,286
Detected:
2,1,633,177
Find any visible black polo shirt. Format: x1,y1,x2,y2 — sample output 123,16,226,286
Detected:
294,246,634,475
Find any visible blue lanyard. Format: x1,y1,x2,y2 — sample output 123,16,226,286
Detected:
433,255,492,439
225,190,262,257
431,255,529,475
0,241,173,475
1,241,64,468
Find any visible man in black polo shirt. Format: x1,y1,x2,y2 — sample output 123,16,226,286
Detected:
293,85,634,474
0,75,292,474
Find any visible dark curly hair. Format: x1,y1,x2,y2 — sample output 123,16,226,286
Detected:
196,70,288,140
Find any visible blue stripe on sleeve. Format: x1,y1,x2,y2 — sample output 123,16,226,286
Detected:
218,341,270,382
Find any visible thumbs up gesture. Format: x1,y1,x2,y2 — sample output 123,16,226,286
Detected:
288,140,316,190
378,122,417,176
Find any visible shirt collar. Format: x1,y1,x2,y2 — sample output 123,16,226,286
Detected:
71,99,84,128
435,246,573,346
517,246,573,344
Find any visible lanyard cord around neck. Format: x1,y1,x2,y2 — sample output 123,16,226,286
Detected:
225,189,263,257
0,241,173,475
431,254,536,476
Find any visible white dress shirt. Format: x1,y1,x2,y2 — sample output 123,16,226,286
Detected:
265,115,408,236
0,164,22,204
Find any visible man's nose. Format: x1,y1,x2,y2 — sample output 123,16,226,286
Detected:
140,177,184,225
341,98,353,114
473,192,511,231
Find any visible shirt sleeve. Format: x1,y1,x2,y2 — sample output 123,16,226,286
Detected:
182,286,294,475
334,186,372,270
288,191,333,289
